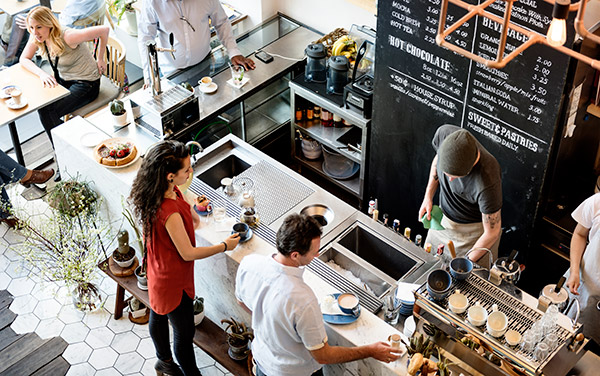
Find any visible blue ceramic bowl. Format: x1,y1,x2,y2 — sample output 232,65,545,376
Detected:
450,257,473,281
427,269,452,301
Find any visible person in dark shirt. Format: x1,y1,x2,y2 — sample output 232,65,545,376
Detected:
418,125,502,266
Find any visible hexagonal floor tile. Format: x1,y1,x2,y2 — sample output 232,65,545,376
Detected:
194,346,217,368
62,342,93,364
85,327,115,349
114,351,144,374
82,308,111,329
57,304,86,325
0,254,10,272
11,312,40,334
35,317,65,339
111,331,140,354
132,322,150,339
0,272,12,290
88,347,118,370
60,321,90,344
2,229,25,246
94,368,121,376
65,362,95,376
29,281,62,301
9,294,39,315
136,337,156,359
33,298,62,320
7,276,35,296
5,260,32,279
141,358,158,375
106,316,134,334
199,365,226,376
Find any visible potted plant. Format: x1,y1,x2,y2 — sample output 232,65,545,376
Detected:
193,297,204,325
112,229,135,268
128,296,149,324
107,0,138,35
221,317,254,360
110,99,128,127
122,203,147,290
12,176,114,312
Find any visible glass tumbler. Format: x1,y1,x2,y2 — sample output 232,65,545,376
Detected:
213,207,227,223
534,342,549,361
521,331,535,352
231,65,245,87
543,333,559,350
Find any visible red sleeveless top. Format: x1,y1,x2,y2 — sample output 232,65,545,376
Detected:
146,186,196,314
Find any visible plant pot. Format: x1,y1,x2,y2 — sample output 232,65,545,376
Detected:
112,247,135,268
134,265,148,291
194,311,205,326
72,282,103,312
227,339,250,361
125,11,137,36
112,112,128,127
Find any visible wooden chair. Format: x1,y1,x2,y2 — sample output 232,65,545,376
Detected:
69,36,126,118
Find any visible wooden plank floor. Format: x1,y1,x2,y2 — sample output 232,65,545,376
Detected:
0,290,69,376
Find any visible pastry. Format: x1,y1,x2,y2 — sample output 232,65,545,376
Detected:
94,140,137,166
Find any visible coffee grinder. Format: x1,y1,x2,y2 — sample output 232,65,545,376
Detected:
343,40,374,118
326,55,349,95
305,43,327,83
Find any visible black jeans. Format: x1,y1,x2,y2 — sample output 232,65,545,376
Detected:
149,293,201,376
38,78,100,144
256,364,324,376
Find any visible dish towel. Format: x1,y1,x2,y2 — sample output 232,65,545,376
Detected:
421,205,445,230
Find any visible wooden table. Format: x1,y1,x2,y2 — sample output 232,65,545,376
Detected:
98,259,251,376
0,64,69,165
0,0,66,16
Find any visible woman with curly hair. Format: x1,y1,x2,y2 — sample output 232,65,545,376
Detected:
20,6,109,150
130,140,239,376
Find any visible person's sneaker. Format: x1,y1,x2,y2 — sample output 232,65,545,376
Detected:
20,168,55,187
154,359,184,376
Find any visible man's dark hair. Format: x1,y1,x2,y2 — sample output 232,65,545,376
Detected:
276,214,322,256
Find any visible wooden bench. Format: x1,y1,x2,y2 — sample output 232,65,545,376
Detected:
99,260,250,376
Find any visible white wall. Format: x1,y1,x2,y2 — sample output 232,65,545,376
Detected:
227,0,376,34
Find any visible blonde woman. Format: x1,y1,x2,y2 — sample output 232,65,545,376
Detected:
20,6,109,147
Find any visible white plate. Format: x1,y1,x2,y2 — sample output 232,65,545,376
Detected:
80,132,106,148
5,96,27,110
198,82,218,94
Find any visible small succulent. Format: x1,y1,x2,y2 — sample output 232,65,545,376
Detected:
110,99,126,116
181,82,194,92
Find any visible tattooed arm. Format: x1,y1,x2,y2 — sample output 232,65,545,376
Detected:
469,209,502,263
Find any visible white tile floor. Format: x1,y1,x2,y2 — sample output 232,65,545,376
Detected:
1,184,233,375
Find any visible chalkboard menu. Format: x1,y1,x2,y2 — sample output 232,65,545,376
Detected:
370,0,574,251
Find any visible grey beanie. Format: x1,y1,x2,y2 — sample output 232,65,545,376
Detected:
438,129,478,176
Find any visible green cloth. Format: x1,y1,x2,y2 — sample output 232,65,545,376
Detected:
421,205,445,230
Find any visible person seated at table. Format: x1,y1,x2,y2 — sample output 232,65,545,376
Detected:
19,6,108,180
0,149,55,229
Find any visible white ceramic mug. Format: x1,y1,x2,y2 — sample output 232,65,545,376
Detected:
467,302,488,326
199,76,212,88
10,88,22,105
487,304,508,337
448,289,469,314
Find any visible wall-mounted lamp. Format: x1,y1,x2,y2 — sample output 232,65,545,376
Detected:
437,0,600,69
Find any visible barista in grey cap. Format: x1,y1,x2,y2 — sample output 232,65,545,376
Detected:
418,125,502,266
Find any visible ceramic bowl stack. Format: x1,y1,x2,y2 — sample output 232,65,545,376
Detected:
301,139,322,159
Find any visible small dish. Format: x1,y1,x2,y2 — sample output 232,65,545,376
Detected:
231,228,253,243
5,96,28,110
80,132,106,148
198,82,218,94
194,204,213,216
1,85,18,99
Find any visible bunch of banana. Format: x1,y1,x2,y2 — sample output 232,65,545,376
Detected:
331,35,356,59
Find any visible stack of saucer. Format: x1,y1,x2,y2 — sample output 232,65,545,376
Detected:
395,282,419,316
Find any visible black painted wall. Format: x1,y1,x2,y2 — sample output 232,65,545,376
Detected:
369,0,575,254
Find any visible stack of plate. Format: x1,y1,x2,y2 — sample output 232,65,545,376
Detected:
395,282,419,316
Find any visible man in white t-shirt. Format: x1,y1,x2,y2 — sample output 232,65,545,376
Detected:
235,214,401,376
565,192,600,343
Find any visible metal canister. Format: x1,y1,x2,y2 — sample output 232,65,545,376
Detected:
424,243,432,253
392,219,400,232
404,227,411,239
415,234,422,247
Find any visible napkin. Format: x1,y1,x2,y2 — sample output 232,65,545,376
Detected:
396,282,420,303
320,294,351,316
421,205,445,230
226,76,250,89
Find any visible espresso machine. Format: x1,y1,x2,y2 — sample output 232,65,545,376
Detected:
130,39,200,139
413,270,588,376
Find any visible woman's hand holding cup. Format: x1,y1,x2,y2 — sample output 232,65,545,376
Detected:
223,233,240,251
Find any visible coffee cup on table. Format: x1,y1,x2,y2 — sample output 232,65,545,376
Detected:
232,222,249,239
10,88,22,105
199,76,212,88
337,292,360,316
